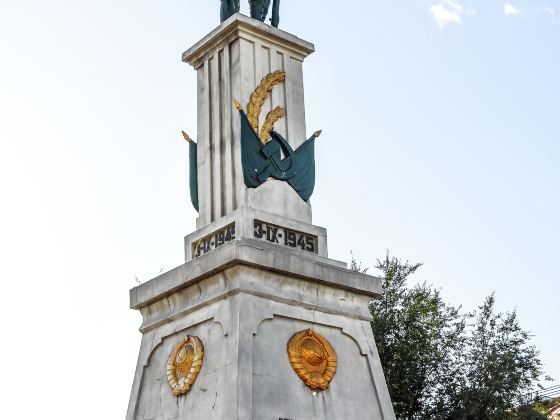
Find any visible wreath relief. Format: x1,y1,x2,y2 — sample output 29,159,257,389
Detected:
166,336,205,396
287,329,337,390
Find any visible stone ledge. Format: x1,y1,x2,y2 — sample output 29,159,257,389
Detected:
130,238,381,310
183,13,315,68
184,206,332,261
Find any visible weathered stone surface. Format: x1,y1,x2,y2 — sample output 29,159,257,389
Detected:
253,318,384,420
183,14,315,229
183,206,326,262
126,240,395,420
126,15,395,420
132,238,373,312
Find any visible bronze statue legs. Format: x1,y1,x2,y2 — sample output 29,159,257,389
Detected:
220,0,279,27
249,0,271,22
220,0,240,22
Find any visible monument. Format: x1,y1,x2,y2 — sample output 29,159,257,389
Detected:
126,7,395,420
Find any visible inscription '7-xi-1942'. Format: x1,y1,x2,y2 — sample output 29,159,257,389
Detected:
253,220,318,254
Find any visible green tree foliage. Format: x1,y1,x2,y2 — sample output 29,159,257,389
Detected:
448,295,545,419
356,253,545,420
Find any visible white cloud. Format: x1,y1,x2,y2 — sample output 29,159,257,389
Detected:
541,5,556,23
429,0,465,29
541,5,555,16
503,2,556,22
504,3,522,16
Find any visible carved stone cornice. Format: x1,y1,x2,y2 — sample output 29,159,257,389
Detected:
183,13,315,69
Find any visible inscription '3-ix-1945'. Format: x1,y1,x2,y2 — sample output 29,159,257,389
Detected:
253,220,318,254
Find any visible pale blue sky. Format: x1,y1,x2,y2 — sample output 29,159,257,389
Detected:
0,0,558,417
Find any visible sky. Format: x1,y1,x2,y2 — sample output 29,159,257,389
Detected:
0,0,558,418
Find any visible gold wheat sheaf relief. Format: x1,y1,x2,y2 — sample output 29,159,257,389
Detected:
247,70,286,142
260,106,285,143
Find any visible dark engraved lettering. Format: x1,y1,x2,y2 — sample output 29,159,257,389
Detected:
254,220,264,238
287,231,296,247
306,236,315,252
252,220,318,254
192,223,237,258
297,234,306,250
266,226,279,243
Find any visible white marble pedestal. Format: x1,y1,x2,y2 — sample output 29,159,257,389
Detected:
125,14,395,420
126,239,395,420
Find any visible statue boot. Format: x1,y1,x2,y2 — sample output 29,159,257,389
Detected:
249,0,271,22
220,0,240,22
270,0,280,27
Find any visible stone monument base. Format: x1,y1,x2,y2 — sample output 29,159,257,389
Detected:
126,239,395,420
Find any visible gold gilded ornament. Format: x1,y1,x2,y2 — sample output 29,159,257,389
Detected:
166,336,204,397
287,329,337,390
182,131,193,142
259,106,285,143
246,70,286,138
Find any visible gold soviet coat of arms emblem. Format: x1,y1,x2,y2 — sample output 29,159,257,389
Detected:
287,329,337,390
166,336,204,396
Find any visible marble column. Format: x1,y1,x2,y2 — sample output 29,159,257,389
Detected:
183,14,314,229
